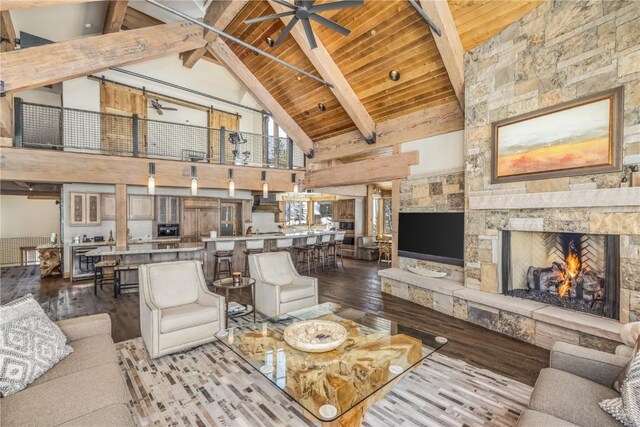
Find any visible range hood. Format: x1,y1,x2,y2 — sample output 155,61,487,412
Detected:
252,195,282,213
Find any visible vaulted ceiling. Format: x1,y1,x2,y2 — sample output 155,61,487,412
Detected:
221,0,542,141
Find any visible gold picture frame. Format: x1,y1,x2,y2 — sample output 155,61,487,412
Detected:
491,87,624,183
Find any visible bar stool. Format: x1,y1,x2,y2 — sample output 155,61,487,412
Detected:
114,263,139,298
315,234,332,270
213,241,235,280
272,238,293,253
329,231,346,269
94,258,118,295
243,239,264,277
294,236,318,275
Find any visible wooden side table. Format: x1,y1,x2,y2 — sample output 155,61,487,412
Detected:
19,246,37,266
211,277,256,323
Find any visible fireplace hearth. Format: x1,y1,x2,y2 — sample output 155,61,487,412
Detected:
501,231,620,319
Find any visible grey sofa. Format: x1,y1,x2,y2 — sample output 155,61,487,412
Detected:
517,342,633,427
0,314,134,427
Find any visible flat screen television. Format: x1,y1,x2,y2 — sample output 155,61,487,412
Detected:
398,212,464,266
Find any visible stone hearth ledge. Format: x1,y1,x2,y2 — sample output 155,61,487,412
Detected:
468,187,640,210
379,268,622,343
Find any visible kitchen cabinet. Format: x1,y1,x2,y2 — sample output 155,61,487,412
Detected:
128,195,154,220
336,199,355,220
101,194,116,220
181,197,219,242
156,196,180,223
69,192,101,226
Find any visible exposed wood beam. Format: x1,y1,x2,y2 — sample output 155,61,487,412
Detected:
0,0,102,11
207,39,314,155
102,0,128,34
269,0,376,143
121,6,162,30
182,0,248,69
0,148,302,192
0,11,16,147
304,151,419,189
0,21,206,94
311,101,463,163
419,0,465,110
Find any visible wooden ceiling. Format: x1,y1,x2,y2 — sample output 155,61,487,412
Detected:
223,0,541,141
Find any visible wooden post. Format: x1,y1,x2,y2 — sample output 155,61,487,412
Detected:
391,145,401,268
116,184,128,250
0,11,16,147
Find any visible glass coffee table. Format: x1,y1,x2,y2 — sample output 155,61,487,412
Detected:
215,302,447,425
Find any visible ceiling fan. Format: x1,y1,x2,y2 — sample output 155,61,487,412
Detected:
149,99,178,115
244,0,364,49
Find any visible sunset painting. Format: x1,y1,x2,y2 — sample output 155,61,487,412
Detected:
494,98,613,179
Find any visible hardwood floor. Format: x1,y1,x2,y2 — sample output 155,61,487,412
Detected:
0,259,548,386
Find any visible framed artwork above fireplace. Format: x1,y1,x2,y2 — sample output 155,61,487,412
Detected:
491,87,624,183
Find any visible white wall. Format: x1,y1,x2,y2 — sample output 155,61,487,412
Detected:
19,86,62,106
62,55,264,134
0,195,60,238
401,130,464,177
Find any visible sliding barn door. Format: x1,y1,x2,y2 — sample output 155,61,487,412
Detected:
208,110,239,164
100,82,147,156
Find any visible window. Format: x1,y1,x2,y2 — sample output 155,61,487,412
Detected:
313,201,333,228
284,201,308,225
383,198,392,235
372,198,379,235
264,114,289,168
372,196,392,236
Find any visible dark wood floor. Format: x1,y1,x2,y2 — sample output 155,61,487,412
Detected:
0,259,548,386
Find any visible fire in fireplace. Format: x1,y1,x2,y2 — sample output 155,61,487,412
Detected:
501,231,620,319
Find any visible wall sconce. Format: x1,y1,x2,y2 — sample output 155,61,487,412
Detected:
228,169,235,198
261,171,268,198
148,162,156,195
190,165,198,196
292,173,298,196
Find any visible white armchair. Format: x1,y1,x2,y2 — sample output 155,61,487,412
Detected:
139,260,225,358
248,251,318,318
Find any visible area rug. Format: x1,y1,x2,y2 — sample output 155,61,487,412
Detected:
115,337,532,427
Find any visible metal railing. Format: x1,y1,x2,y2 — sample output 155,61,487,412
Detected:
15,99,306,170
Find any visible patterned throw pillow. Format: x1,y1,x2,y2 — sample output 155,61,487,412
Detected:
600,341,640,427
0,294,73,396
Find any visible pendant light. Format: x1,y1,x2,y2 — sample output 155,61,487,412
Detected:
190,165,198,196
292,173,299,196
261,171,268,198
228,169,235,198
147,162,156,195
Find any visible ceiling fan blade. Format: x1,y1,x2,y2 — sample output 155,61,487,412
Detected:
302,0,315,8
301,18,317,49
271,0,298,10
308,14,350,36
244,11,295,25
274,16,298,46
310,0,363,13
162,107,178,111
156,109,163,116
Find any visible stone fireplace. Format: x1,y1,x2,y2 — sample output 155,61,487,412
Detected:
501,231,620,319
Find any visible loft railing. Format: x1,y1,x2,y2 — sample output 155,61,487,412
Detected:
13,99,306,170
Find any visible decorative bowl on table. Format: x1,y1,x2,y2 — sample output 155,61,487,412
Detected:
283,320,348,353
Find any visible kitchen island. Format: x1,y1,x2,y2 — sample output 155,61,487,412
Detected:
201,231,337,278
86,242,205,286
